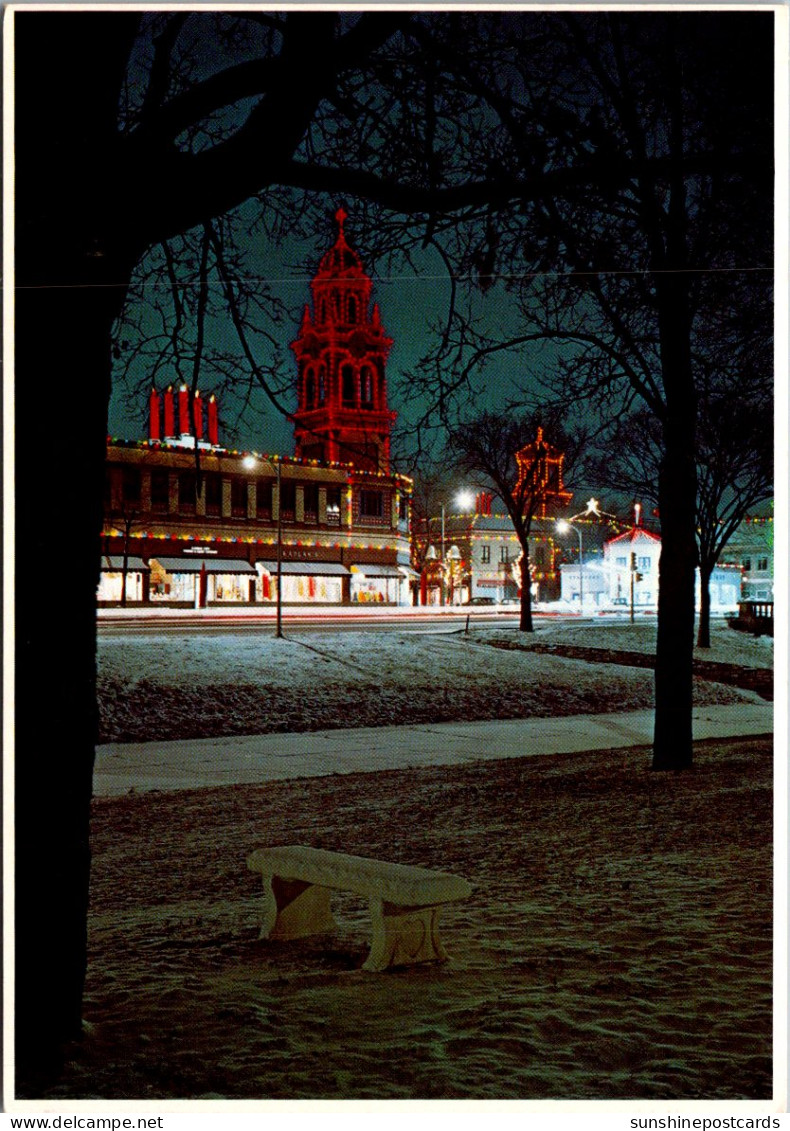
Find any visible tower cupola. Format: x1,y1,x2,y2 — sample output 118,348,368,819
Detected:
291,208,396,472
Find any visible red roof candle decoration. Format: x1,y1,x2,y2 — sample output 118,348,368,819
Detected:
207,394,219,446
178,384,190,436
193,389,203,440
148,387,160,442
163,385,175,439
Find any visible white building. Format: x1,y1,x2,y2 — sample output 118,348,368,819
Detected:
559,524,741,612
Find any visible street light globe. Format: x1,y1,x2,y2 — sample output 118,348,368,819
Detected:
556,519,571,534
243,455,257,469
455,489,475,512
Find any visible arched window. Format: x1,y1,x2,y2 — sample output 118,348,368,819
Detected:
342,364,356,405
318,365,326,404
320,300,327,322
348,295,357,324
334,294,342,319
361,366,374,407
305,368,316,408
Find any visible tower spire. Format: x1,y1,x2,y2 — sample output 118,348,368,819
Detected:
290,208,395,472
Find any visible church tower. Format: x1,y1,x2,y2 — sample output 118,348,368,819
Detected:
291,208,396,473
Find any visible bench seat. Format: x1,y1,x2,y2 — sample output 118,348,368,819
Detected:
247,845,472,972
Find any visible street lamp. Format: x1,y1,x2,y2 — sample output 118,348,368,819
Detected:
438,490,474,606
556,518,584,611
243,453,283,637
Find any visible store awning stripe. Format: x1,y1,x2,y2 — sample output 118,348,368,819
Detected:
101,556,150,572
150,557,256,575
350,564,403,578
257,561,350,576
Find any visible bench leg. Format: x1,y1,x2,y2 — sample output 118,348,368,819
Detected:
363,900,449,972
259,874,337,941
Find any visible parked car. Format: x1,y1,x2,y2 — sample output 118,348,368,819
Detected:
465,596,496,606
499,597,521,606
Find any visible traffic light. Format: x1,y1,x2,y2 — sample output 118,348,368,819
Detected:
631,552,637,570
635,572,644,582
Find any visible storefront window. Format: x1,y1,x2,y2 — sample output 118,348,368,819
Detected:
151,470,169,512
231,477,247,518
122,467,141,507
205,473,222,516
360,489,383,518
179,472,197,514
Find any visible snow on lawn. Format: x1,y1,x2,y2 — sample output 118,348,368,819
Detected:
517,615,773,668
97,622,767,744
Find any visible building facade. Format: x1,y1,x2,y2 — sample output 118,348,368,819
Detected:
100,212,413,607
559,522,741,612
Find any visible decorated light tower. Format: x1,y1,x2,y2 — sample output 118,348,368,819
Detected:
291,208,396,472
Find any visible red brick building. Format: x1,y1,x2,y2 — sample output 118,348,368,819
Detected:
100,211,413,607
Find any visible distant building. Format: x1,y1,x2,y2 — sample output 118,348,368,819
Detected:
559,519,741,612
100,211,413,607
719,505,774,602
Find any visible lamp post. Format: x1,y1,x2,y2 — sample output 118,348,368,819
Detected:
244,453,283,636
556,518,584,611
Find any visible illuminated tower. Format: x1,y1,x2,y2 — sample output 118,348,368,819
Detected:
291,208,396,472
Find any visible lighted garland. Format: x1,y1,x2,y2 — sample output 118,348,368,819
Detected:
106,435,413,489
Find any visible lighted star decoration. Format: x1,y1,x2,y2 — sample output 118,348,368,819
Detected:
585,498,601,516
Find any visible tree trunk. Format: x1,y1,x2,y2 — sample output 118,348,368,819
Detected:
518,551,534,632
652,294,698,771
14,12,141,1089
696,561,713,649
15,281,124,1091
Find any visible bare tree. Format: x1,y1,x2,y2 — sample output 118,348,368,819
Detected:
14,10,772,1082
449,410,579,632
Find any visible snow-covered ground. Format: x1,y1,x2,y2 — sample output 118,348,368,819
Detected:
49,617,773,1105
97,619,770,744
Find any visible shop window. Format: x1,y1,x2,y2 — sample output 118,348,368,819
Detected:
256,480,272,517
638,556,651,571
534,544,546,567
122,467,141,507
360,489,383,518
280,481,296,518
742,557,752,571
205,473,222,516
327,486,341,525
304,483,319,517
399,494,409,523
481,544,491,564
757,557,769,572
179,472,197,513
616,556,627,567
231,477,246,517
151,469,169,512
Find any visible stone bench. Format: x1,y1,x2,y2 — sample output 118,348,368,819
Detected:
247,845,473,972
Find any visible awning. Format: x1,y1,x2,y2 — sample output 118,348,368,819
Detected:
100,556,149,572
399,565,420,579
349,564,403,579
257,560,350,576
151,556,256,575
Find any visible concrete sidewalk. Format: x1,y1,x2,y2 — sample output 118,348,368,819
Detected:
93,702,773,796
